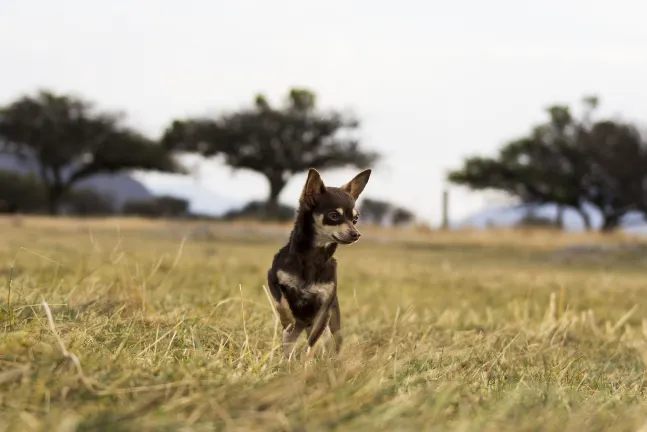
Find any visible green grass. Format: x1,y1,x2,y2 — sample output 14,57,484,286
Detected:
2,217,647,431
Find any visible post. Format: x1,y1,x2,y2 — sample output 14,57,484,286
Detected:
441,189,449,230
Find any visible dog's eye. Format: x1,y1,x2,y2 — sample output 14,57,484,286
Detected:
352,215,359,224
328,212,340,221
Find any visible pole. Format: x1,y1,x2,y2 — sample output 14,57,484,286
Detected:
441,189,449,230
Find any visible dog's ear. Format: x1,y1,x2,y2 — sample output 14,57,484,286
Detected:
341,169,371,200
300,168,326,208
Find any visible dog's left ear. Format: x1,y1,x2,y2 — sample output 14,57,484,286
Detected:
300,168,327,208
341,169,371,200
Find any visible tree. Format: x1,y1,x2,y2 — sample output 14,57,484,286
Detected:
579,120,647,231
162,88,379,216
448,104,592,230
448,96,647,232
0,90,183,214
391,207,415,226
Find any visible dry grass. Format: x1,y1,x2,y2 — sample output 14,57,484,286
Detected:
1,216,647,431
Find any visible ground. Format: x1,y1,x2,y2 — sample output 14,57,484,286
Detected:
1,216,647,431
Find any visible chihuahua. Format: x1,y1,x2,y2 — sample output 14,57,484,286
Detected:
267,168,371,359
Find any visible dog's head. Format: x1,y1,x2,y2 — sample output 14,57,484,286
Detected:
299,168,372,246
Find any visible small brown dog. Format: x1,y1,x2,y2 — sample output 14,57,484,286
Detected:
267,168,371,359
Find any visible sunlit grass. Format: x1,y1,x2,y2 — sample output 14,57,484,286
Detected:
1,216,647,431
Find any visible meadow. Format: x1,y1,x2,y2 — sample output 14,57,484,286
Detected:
2,216,647,431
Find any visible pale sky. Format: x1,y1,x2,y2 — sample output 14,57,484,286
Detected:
2,0,647,225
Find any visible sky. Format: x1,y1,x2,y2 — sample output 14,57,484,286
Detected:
2,0,647,225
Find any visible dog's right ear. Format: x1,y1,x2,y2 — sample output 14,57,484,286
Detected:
341,169,371,200
300,168,326,208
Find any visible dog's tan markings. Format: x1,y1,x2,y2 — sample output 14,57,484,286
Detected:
313,213,326,227
277,270,301,291
313,214,337,246
308,282,335,302
329,299,343,352
336,208,344,216
352,208,358,218
278,269,334,302
307,301,333,347
274,296,294,328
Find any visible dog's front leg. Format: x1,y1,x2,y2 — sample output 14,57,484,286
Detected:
274,296,294,329
282,320,306,360
328,295,343,353
307,309,331,349
304,316,331,358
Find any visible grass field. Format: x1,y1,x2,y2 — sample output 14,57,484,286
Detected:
2,216,647,431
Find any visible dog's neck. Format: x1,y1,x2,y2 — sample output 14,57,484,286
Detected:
287,207,337,278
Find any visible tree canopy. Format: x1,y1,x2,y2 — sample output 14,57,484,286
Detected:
448,96,647,232
0,90,182,214
161,88,380,216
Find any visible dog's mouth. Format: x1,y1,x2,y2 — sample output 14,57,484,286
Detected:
332,235,357,245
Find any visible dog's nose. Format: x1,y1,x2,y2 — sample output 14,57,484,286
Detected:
350,230,361,240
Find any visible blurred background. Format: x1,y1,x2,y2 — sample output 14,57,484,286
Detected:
2,0,647,234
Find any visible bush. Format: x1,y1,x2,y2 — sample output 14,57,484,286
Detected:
392,207,415,226
517,210,557,228
60,189,116,216
0,170,48,213
122,195,190,218
359,198,391,225
359,196,417,226
156,196,189,216
221,200,296,222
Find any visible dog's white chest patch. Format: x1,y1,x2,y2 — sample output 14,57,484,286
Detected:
307,282,335,300
277,270,334,301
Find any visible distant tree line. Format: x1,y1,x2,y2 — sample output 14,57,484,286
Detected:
216,196,417,225
8,87,643,232
0,88,380,220
358,198,416,226
0,167,420,224
0,169,191,218
448,96,647,233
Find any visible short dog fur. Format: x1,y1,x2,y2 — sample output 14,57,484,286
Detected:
267,168,371,359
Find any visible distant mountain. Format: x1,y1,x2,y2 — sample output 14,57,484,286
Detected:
0,154,241,216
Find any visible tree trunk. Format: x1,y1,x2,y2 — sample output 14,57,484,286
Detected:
46,185,65,216
40,165,66,216
555,205,564,229
264,172,287,218
600,213,621,233
576,208,591,231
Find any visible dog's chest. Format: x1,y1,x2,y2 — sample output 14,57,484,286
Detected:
276,269,334,302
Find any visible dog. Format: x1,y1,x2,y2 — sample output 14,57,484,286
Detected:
267,168,371,359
